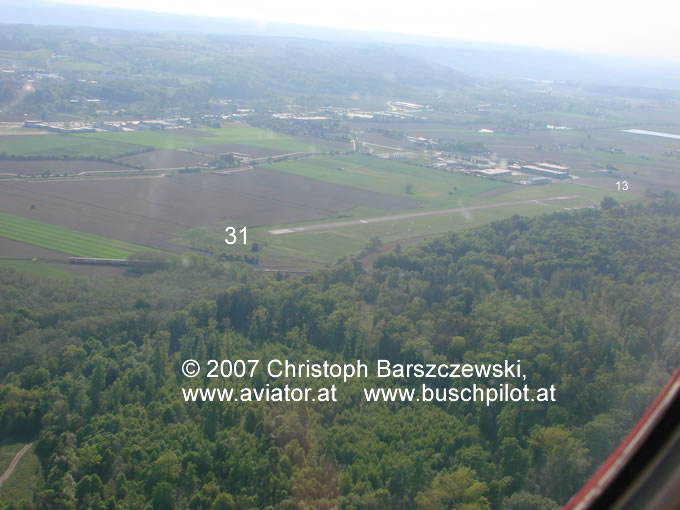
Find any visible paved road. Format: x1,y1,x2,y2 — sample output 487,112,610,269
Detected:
0,171,168,183
269,195,580,235
0,442,33,488
213,166,254,175
22,174,166,183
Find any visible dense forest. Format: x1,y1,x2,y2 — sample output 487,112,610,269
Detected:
1,195,679,509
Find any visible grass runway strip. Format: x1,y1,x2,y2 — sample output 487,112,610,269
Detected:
267,195,580,234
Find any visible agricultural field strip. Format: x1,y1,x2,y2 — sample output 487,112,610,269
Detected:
0,212,156,258
1,169,417,255
0,185,196,235
269,195,580,234
0,231,129,259
0,135,146,157
0,223,131,258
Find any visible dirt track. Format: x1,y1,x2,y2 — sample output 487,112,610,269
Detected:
0,442,32,488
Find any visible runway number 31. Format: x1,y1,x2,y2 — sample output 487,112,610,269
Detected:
225,226,247,245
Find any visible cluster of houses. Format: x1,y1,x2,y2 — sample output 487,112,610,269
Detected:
270,101,432,122
23,118,191,133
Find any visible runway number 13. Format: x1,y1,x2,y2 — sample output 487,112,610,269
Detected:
225,226,247,245
616,181,628,191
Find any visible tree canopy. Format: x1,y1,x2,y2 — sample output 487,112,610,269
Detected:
1,194,679,509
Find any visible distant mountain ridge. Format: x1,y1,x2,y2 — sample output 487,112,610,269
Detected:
2,0,680,90
0,23,470,101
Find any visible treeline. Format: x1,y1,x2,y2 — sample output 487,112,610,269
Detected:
248,113,351,144
0,147,154,170
1,195,679,509
438,140,488,155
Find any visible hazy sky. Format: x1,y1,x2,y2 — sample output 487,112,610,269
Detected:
49,0,679,61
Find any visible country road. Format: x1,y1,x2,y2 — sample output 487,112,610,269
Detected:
0,442,33,488
269,195,580,234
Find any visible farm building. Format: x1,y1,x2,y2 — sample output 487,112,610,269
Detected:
475,168,512,178
521,165,570,179
536,162,569,171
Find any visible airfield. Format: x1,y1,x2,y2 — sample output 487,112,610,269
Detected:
1,112,678,274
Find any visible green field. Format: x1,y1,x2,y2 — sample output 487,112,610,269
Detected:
0,135,145,158
0,443,41,507
0,212,158,258
175,185,618,269
264,154,505,208
0,124,333,159
560,148,668,177
79,124,333,153
172,156,631,270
